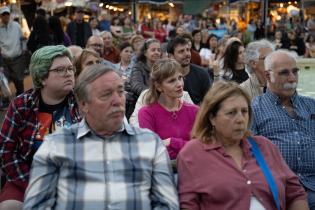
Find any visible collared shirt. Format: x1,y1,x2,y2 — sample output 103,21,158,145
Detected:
0,89,81,192
251,90,315,191
113,60,135,78
101,58,118,72
0,21,23,58
23,119,179,210
178,136,307,210
240,73,264,100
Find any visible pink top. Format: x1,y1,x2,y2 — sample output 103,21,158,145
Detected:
138,102,198,159
177,136,307,210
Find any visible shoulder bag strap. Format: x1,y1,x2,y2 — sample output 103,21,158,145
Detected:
247,136,281,210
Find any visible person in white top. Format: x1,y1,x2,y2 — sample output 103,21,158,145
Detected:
0,6,25,96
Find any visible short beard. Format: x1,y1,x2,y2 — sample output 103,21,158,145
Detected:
181,63,190,68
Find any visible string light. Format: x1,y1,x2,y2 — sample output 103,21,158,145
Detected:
104,4,124,12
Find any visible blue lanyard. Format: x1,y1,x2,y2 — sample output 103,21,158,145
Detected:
247,136,281,210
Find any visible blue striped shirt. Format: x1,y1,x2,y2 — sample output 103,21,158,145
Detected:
23,119,179,210
251,90,315,191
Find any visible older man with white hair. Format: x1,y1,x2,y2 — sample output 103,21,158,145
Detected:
251,50,315,210
241,39,274,100
100,31,120,63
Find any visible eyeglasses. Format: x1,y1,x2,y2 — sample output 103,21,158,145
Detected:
90,43,104,48
49,65,76,76
269,68,299,77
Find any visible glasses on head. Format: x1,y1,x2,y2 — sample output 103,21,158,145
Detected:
144,38,158,48
49,65,76,77
270,68,299,77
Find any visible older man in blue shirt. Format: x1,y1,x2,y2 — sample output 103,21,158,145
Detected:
251,50,315,210
23,64,179,210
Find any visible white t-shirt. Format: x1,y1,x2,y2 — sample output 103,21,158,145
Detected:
249,196,266,210
199,48,215,61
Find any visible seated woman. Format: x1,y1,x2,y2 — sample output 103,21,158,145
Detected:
138,58,198,160
177,81,309,210
114,42,134,83
75,48,102,77
126,38,161,118
199,34,218,67
218,38,248,84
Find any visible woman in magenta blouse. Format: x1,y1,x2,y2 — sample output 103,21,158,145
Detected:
138,58,198,160
177,81,308,210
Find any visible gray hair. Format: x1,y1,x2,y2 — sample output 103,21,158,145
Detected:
245,39,274,73
74,64,116,102
100,31,112,39
264,49,297,72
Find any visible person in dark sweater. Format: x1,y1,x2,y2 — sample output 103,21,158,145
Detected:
167,36,212,105
66,7,92,48
283,30,306,56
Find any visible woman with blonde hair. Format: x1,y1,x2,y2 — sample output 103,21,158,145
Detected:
178,81,308,210
75,48,102,77
138,58,198,160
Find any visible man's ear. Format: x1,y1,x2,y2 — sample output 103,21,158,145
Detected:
265,70,271,82
79,101,88,114
250,60,258,69
168,53,174,59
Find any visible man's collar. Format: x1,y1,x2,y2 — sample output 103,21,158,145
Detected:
265,89,298,106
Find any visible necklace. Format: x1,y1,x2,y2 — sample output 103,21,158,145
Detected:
171,111,178,119
158,99,182,120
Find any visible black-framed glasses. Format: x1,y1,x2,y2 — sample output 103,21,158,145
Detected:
49,65,76,76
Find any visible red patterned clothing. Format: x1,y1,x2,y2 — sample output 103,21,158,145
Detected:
103,46,120,64
0,89,81,195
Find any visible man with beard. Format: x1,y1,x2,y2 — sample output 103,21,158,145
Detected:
167,36,211,105
23,64,179,210
0,45,81,210
251,50,315,210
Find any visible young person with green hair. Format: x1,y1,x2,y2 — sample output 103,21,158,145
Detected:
0,45,81,210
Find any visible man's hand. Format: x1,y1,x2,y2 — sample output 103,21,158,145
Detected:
163,138,171,147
